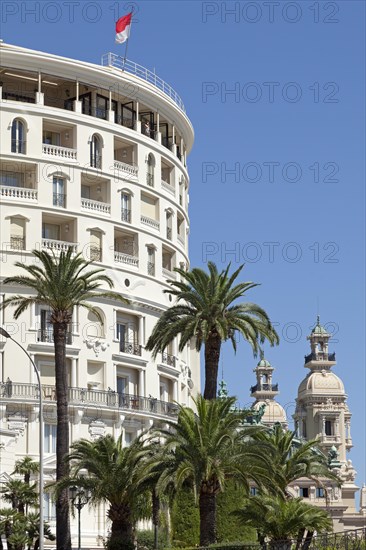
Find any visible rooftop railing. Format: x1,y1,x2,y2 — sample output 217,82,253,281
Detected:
304,351,336,364
101,53,186,113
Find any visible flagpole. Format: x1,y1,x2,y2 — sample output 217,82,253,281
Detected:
122,12,133,71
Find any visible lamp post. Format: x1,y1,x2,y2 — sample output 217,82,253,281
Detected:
0,327,44,550
69,486,91,550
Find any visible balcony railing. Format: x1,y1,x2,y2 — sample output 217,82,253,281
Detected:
146,173,154,187
162,267,175,279
250,383,279,393
113,160,138,179
53,193,66,208
42,143,77,160
162,352,176,368
0,186,38,201
304,352,336,364
121,208,131,223
161,180,175,195
89,246,102,262
10,235,25,250
81,197,111,215
42,239,77,254
114,251,139,267
119,341,142,356
0,382,179,417
101,53,186,113
11,140,26,154
37,329,72,344
141,215,160,231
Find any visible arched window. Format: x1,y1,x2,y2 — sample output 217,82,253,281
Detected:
11,119,26,154
146,153,155,187
90,134,102,169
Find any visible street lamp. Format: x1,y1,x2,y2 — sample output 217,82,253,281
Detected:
0,327,44,550
69,486,91,550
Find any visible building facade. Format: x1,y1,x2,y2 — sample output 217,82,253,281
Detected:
248,318,366,531
0,42,199,545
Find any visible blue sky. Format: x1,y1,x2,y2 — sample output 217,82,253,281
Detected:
1,1,365,485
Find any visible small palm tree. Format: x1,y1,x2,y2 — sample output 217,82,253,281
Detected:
60,434,149,550
237,495,332,549
1,479,38,515
254,424,339,495
146,262,279,399
148,395,277,546
12,457,39,486
1,248,128,550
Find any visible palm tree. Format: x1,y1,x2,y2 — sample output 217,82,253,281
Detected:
12,457,39,485
1,248,128,550
146,262,279,399
236,495,332,549
1,479,38,515
147,395,277,547
254,424,339,495
61,434,149,550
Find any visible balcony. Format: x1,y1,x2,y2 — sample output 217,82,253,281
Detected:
0,382,179,417
250,383,279,393
42,238,77,254
10,235,25,251
146,173,154,187
161,180,175,195
119,341,142,356
81,197,111,215
121,208,131,223
304,352,336,364
42,143,77,161
162,352,176,368
114,251,139,267
53,193,66,208
162,268,176,279
37,329,72,345
1,186,37,202
177,234,185,246
89,246,102,261
113,160,138,180
141,215,160,231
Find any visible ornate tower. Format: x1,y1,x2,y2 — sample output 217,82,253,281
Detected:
294,317,352,461
250,353,287,428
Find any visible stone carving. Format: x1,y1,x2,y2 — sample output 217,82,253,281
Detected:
7,414,27,437
88,420,106,440
84,338,109,357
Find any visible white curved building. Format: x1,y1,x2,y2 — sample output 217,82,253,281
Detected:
0,42,199,544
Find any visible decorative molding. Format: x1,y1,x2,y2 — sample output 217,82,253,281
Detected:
84,337,109,357
88,420,106,440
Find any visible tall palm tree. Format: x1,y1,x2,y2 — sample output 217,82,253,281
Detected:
146,262,279,399
147,395,278,547
236,495,332,549
254,424,340,495
1,248,128,550
62,434,149,550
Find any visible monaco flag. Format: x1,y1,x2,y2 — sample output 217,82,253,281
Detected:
116,13,132,44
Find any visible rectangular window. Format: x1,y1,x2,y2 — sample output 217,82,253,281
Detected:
250,487,258,496
42,223,60,241
43,493,56,521
53,176,65,208
124,432,133,447
43,131,60,146
300,487,309,498
1,172,24,187
316,488,325,498
44,424,57,453
81,184,90,199
325,420,333,436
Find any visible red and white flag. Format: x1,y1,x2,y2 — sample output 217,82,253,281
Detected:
115,13,132,44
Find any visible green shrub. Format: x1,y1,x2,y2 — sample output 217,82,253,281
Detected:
171,486,200,547
216,481,256,544
136,529,166,549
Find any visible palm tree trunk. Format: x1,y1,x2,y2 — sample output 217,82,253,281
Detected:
53,322,71,550
302,531,314,550
199,490,216,546
152,489,160,549
203,333,221,400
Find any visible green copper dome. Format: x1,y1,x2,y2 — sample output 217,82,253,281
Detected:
311,315,328,335
257,358,271,367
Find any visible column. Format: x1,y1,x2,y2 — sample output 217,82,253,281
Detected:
138,316,144,347
172,337,177,358
29,353,35,384
298,417,303,438
322,416,326,437
171,125,177,155
139,370,145,397
36,71,44,105
71,358,77,388
74,79,82,113
335,418,340,441
108,88,114,122
135,101,141,132
112,309,117,341
173,379,179,404
156,112,161,143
